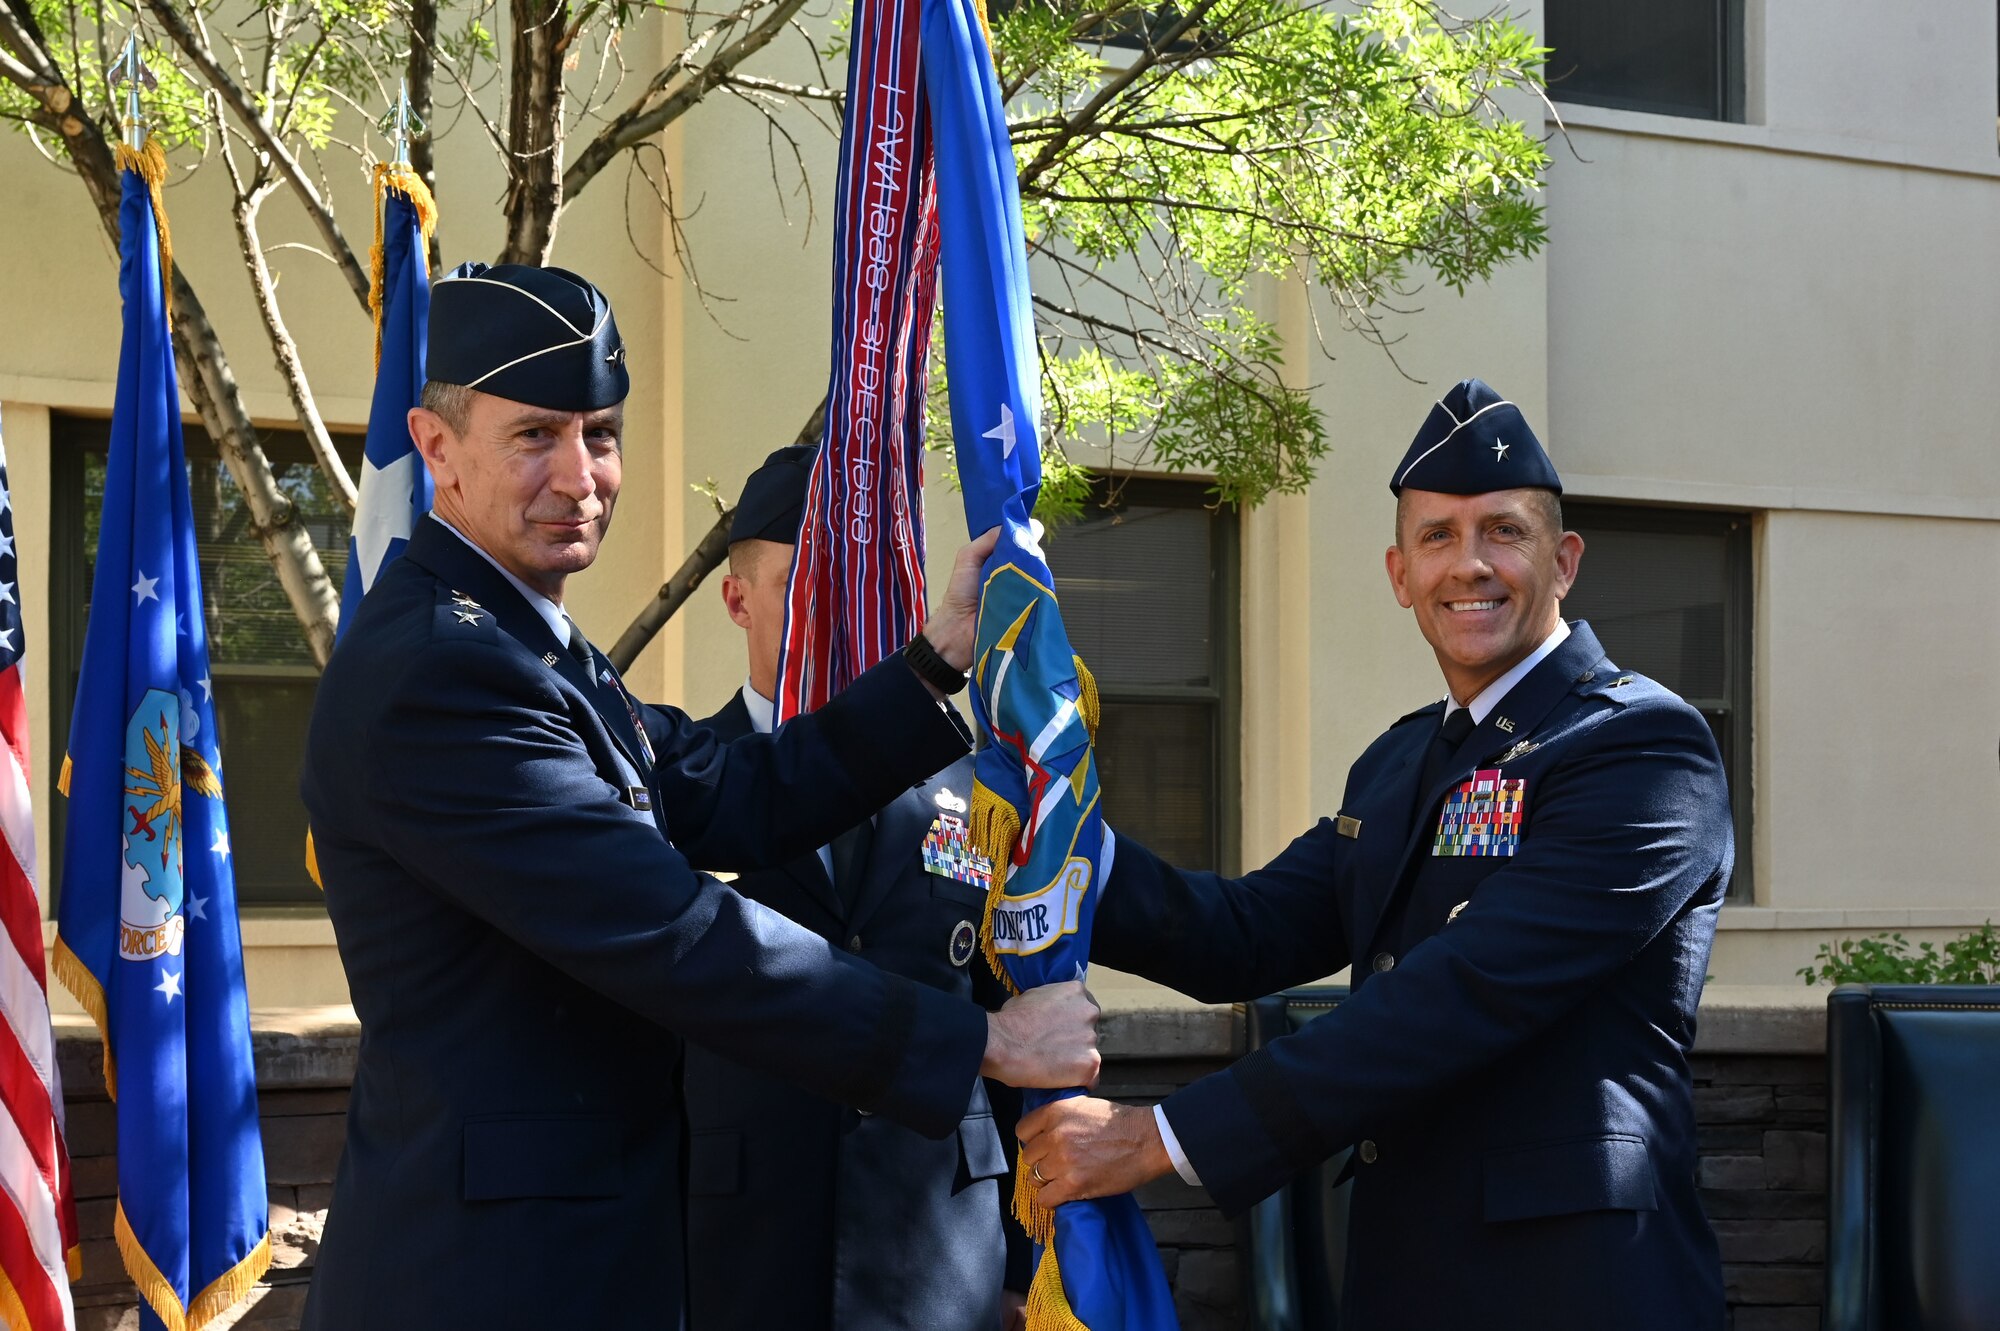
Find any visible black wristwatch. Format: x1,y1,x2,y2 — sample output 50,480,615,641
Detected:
903,632,969,695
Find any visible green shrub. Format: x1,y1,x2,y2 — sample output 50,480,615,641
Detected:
1798,921,2000,986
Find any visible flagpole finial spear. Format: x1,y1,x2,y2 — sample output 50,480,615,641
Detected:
382,78,424,167
107,32,156,151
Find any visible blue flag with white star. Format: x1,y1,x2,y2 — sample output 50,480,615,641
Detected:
55,148,270,1328
340,167,435,637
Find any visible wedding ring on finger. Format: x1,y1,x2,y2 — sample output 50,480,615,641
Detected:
1031,1162,1047,1184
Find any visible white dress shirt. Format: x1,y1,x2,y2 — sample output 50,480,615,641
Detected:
1152,619,1574,1188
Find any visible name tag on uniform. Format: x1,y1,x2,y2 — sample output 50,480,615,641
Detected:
1432,769,1525,857
1335,815,1362,839
622,785,652,812
922,813,992,889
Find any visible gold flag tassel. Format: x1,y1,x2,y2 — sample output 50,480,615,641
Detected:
369,161,439,370
1023,1238,1093,1331
113,138,173,320
970,780,1021,991
1012,1151,1055,1245
1071,654,1099,739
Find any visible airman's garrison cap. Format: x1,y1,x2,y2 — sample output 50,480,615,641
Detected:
729,444,817,545
1390,379,1561,497
428,263,629,411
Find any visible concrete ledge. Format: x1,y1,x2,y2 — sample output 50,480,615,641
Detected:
47,985,1832,1095
1098,984,1833,1060
53,1006,362,1095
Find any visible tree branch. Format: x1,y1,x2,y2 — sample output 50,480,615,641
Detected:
499,0,568,265
139,0,371,309
214,101,357,512
1014,0,1224,194
406,0,441,271
561,0,808,202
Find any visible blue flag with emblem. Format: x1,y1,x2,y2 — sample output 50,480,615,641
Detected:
339,164,437,637
54,140,270,1330
921,2,1176,1326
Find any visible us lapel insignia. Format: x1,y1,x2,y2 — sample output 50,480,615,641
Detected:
1433,769,1528,857
1495,738,1540,764
1335,814,1362,839
949,919,977,967
934,787,969,813
1494,716,1516,734
1446,900,1470,924
542,652,560,667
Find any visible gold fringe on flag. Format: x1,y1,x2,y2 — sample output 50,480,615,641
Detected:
0,1265,33,1331
970,779,1021,989
1071,654,1099,739
50,934,115,1101
115,1203,272,1331
112,138,173,321
369,162,439,372
1024,1237,1093,1331
1012,1151,1054,1245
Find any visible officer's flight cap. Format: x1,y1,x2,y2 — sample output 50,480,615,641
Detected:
427,263,629,412
729,444,817,545
1389,378,1561,497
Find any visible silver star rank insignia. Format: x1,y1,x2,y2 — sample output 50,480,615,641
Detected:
454,610,482,625
451,590,482,608
1492,439,1510,460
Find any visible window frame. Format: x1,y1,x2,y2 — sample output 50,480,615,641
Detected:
45,412,358,910
1544,0,1748,125
1562,500,1754,900
1051,475,1241,876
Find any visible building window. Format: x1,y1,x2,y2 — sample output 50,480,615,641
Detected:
1044,478,1238,873
1545,0,1745,122
50,414,357,907
1561,502,1753,897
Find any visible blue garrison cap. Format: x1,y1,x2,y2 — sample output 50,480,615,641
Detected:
1390,379,1560,497
427,263,629,411
729,444,817,545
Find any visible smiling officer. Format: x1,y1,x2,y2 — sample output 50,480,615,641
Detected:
1017,378,1734,1330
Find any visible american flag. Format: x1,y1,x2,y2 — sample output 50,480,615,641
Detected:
0,421,79,1328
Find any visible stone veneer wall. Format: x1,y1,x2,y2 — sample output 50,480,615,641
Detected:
53,992,1829,1330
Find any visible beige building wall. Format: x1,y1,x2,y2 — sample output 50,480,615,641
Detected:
4,0,1997,1004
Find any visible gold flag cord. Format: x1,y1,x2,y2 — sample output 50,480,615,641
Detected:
368,162,439,371
112,138,173,321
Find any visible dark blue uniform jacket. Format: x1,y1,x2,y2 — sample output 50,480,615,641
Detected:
1095,623,1731,1330
682,693,1032,1329
298,521,988,1329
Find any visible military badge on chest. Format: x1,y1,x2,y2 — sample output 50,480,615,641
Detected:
1433,768,1527,857
922,797,994,890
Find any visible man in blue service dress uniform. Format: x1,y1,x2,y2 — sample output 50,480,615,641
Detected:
683,445,1034,1330
1018,379,1732,1330
299,264,1100,1330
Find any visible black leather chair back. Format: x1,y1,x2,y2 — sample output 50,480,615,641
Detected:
1241,987,1352,1331
1827,984,2000,1331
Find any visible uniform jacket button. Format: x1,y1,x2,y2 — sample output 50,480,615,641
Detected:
1372,952,1396,973
1359,1139,1379,1164
847,935,864,953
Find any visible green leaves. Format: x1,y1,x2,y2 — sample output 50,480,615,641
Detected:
987,0,1549,511
1798,922,2000,986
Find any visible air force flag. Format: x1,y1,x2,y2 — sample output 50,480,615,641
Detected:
54,141,270,1330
